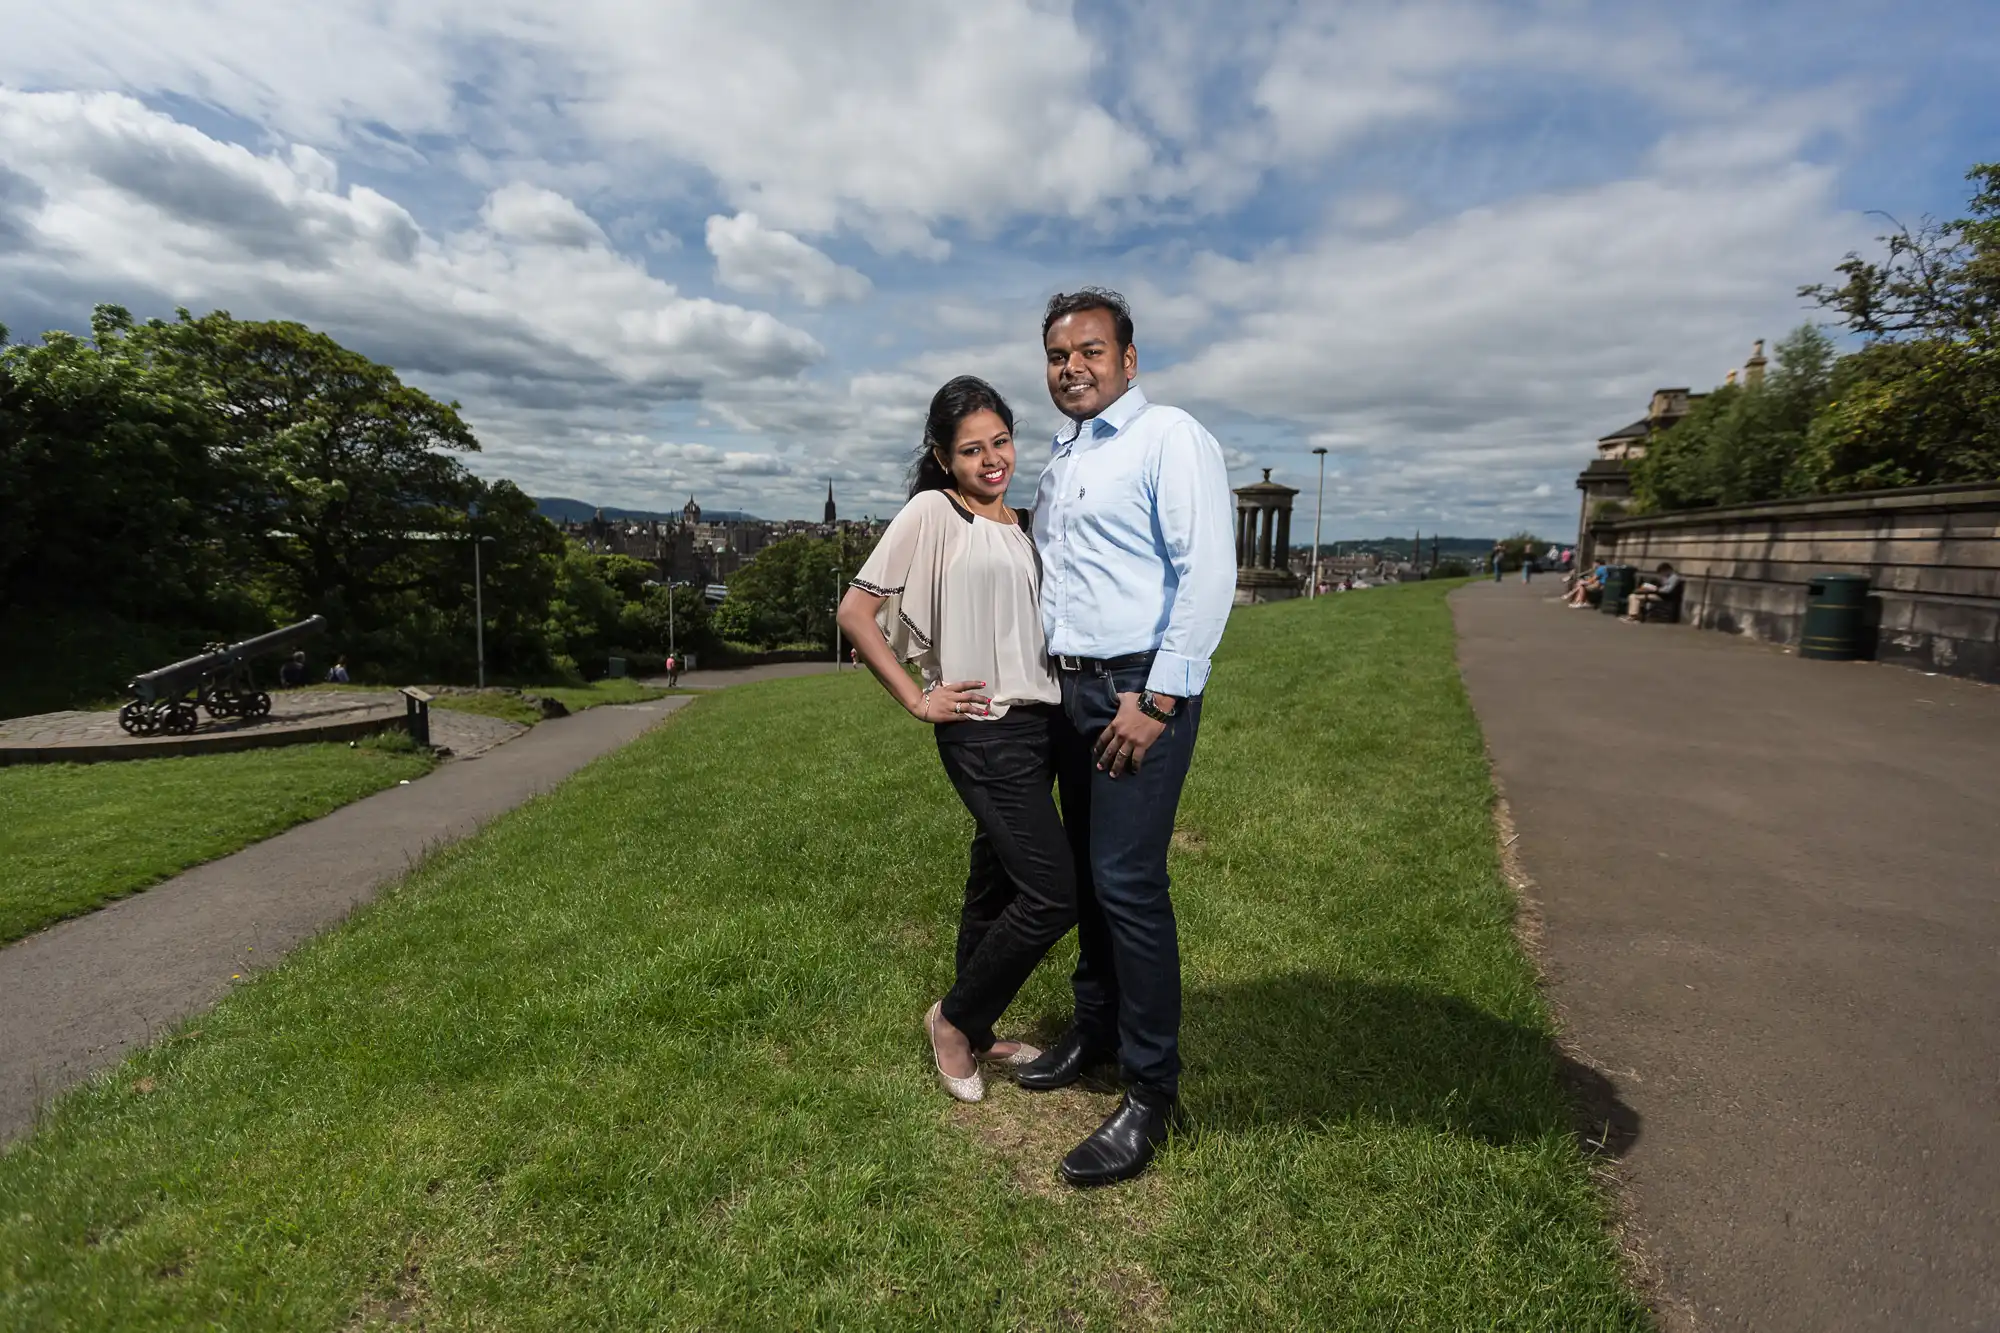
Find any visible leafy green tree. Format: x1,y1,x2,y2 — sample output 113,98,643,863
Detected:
543,545,629,670
1630,325,1838,511
625,584,712,656
715,531,878,648
470,480,566,678
1795,162,2000,493
1796,338,2000,493
0,309,225,618
124,309,482,630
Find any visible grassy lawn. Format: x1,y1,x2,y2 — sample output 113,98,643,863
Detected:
0,738,434,944
0,583,1645,1329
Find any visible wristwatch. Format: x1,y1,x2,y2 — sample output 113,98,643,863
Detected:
1137,690,1179,722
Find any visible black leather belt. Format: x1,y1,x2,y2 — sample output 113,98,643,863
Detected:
1051,651,1154,675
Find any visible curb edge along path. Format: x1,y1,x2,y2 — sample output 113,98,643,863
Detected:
0,697,691,1143
1451,578,2000,1333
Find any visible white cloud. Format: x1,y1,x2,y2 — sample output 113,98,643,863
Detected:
0,2,1933,532
0,90,822,399
480,182,608,249
705,212,870,307
1152,149,1871,529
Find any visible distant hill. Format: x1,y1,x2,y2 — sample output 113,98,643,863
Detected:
534,497,761,525
1292,536,1520,558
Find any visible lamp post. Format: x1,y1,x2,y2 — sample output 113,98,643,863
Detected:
472,534,496,688
1309,447,1329,598
830,563,842,667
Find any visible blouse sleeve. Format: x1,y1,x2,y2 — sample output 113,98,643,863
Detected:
851,491,946,661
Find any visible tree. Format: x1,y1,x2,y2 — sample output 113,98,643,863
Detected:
469,480,566,678
714,531,878,648
125,309,483,631
1794,162,2000,494
0,309,226,618
1630,325,1838,511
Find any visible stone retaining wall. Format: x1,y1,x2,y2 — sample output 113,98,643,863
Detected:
1589,482,2000,682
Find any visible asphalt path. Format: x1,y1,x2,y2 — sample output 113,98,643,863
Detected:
1453,578,1999,1331
0,698,690,1142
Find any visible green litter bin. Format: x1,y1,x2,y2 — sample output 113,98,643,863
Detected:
1599,564,1637,614
607,655,628,678
1799,573,1870,660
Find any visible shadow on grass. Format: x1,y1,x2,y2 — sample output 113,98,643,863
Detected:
1032,971,1639,1159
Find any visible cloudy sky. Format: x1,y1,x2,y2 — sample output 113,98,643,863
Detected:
2,3,1994,537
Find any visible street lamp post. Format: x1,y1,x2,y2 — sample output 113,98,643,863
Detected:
1309,447,1329,598
472,534,496,688
830,563,842,667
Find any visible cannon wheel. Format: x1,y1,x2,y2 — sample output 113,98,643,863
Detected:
251,691,273,718
165,703,201,735
118,702,148,736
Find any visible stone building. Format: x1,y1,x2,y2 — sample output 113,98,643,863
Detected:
1234,468,1302,604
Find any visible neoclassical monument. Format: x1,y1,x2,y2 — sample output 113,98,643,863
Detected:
1234,468,1300,604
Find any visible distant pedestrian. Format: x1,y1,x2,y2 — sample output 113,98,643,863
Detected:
1492,544,1506,582
279,650,309,688
664,654,679,687
1522,548,1534,583
325,656,349,684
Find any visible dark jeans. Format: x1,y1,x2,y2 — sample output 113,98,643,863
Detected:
935,706,1077,1051
1054,661,1202,1096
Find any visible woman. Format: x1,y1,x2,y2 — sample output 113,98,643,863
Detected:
837,376,1075,1104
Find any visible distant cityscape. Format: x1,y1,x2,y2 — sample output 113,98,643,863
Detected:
534,491,1514,594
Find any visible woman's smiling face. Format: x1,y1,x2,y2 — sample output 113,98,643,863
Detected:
942,407,1014,503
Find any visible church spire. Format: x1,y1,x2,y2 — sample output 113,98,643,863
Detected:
824,479,837,526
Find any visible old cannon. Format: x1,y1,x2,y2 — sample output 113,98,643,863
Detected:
117,616,328,737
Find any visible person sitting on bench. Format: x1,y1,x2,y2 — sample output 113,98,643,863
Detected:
1625,563,1684,622
1567,563,1606,608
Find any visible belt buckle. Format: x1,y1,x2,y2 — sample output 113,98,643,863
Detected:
1056,655,1082,672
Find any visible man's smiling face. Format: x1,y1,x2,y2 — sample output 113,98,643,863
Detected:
1045,308,1138,422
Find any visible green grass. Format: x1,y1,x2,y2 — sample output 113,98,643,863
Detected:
0,737,435,944
321,680,675,728
0,583,1646,1329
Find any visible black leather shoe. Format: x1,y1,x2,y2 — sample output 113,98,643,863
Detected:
1059,1085,1179,1188
1012,1026,1116,1092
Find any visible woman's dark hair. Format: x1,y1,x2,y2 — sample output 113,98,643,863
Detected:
1042,287,1134,352
910,375,1014,496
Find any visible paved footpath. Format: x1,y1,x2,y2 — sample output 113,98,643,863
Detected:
0,698,690,1142
1453,579,1999,1332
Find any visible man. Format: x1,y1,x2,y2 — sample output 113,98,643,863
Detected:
1626,562,1684,621
1018,288,1235,1187
278,650,309,688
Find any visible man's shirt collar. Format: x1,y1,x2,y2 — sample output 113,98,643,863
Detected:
1057,383,1148,449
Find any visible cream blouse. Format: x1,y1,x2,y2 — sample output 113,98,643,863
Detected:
851,489,1060,719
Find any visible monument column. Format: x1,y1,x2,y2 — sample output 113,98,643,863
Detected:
1232,467,1302,605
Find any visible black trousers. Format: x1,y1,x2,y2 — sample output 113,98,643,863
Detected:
935,706,1077,1051
1054,661,1202,1096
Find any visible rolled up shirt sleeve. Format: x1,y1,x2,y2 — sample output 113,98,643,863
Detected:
1146,419,1237,697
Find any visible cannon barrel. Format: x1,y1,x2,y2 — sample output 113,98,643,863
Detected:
129,615,328,703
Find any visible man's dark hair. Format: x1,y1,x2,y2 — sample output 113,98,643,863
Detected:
1042,287,1134,351
911,375,1014,497
1657,562,1675,573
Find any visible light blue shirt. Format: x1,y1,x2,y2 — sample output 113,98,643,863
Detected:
1033,384,1236,697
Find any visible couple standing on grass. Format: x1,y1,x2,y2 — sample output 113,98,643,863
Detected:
837,288,1234,1188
